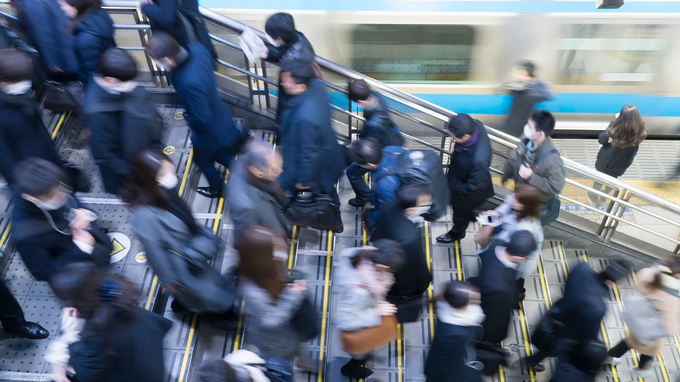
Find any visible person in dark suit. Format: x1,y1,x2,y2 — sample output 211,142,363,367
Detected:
11,158,112,283
0,279,49,339
0,49,66,188
499,60,553,138
373,183,433,322
83,48,162,195
522,259,631,371
58,0,117,84
139,0,217,60
276,59,345,231
475,231,536,344
425,281,484,382
146,32,243,198
550,340,609,382
49,262,172,382
437,114,494,244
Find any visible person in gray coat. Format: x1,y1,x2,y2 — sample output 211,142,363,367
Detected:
122,149,239,320
227,141,289,239
334,240,405,378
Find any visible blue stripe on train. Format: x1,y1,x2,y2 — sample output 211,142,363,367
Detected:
201,0,680,13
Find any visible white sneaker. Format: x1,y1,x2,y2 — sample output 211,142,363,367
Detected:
630,367,653,378
603,357,622,366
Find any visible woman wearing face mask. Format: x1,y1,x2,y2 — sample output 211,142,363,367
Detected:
335,240,405,379
0,49,71,189
58,0,116,84
587,105,647,206
474,184,543,302
122,148,240,321
425,281,485,382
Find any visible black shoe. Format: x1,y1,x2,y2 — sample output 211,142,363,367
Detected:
6,322,49,339
348,198,367,208
171,299,190,314
341,359,373,379
197,187,222,199
533,363,546,373
436,231,466,244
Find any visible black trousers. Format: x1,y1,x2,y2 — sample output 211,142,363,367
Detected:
608,339,654,369
0,279,26,331
346,164,371,202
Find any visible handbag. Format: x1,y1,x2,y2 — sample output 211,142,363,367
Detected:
531,310,564,352
227,118,252,155
292,296,319,341
42,82,83,112
179,226,223,269
284,191,336,229
475,343,509,376
340,315,398,355
390,294,424,324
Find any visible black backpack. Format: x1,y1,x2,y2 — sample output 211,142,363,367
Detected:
84,87,164,160
382,149,450,221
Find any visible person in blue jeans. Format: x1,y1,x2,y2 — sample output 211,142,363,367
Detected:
347,138,406,235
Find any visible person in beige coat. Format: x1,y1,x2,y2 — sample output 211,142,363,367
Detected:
603,257,680,378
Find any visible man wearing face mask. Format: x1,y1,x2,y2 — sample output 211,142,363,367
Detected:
145,33,244,199
374,183,433,323
11,158,112,283
437,113,494,244
0,49,68,189
83,48,163,195
501,110,565,226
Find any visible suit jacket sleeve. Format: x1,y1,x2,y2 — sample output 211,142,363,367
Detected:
296,118,320,187
69,331,112,382
86,114,130,178
181,84,213,135
527,155,566,195
76,33,106,82
141,0,178,29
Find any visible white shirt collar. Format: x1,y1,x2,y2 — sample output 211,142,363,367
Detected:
495,246,518,269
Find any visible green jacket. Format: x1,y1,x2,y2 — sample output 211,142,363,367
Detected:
501,137,566,201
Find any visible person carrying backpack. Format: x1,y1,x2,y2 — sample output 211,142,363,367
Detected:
83,48,163,195
603,256,680,378
139,0,218,61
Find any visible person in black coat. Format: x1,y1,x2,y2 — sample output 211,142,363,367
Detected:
437,114,494,244
49,262,172,382
474,231,536,344
276,59,345,231
58,0,117,84
346,79,404,207
12,158,112,283
587,105,647,205
146,33,243,198
373,184,433,321
523,259,631,370
0,49,66,188
258,13,316,123
0,279,49,339
139,0,217,61
550,340,608,382
425,281,485,382
83,48,162,195
499,60,553,138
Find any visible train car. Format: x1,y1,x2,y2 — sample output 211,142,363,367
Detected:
206,0,680,137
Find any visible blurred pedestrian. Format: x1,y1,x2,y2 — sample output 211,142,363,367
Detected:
587,105,647,206
227,141,289,239
276,59,345,231
84,48,163,195
425,281,484,382
499,60,553,138
146,32,244,198
48,262,172,382
57,0,116,84
12,158,112,283
123,149,240,319
0,279,49,339
436,113,494,244
550,340,608,382
335,240,405,378
501,110,565,226
603,257,680,378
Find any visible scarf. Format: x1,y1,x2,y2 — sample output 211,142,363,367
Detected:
457,123,480,149
356,261,394,297
436,300,485,327
524,139,539,163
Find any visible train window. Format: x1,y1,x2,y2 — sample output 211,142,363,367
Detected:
351,24,475,82
554,24,670,85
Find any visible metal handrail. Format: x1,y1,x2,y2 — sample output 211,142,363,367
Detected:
3,0,678,255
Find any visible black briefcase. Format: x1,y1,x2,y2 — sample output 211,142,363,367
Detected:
390,294,425,323
284,192,336,229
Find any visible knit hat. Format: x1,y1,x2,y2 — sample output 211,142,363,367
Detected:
506,230,537,258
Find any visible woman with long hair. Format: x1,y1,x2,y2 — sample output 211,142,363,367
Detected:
588,104,647,205
122,148,239,319
57,0,116,83
47,262,172,382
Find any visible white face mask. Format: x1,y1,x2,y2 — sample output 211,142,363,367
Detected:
4,80,32,95
35,193,68,211
158,171,178,190
523,124,534,140
407,205,431,224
